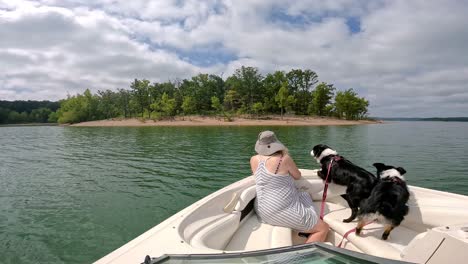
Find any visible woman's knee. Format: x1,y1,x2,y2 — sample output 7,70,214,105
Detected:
323,221,329,229
323,222,330,234
316,220,329,231
306,220,327,233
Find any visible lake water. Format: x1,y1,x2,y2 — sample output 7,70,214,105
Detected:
1,122,467,263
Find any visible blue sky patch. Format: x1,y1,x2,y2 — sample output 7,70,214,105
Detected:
142,39,237,67
346,17,361,33
268,8,311,28
268,8,362,34
177,45,238,67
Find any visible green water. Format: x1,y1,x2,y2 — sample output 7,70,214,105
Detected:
1,122,467,263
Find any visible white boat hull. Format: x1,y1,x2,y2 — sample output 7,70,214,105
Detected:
95,169,468,264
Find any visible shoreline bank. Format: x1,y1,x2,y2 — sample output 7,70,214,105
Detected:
70,116,382,127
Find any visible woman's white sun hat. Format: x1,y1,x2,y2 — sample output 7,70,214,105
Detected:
255,131,286,156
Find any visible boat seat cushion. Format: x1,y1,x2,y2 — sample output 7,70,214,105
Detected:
190,212,241,250
318,202,421,260
235,185,256,211
192,185,292,252
225,185,293,251
225,213,292,251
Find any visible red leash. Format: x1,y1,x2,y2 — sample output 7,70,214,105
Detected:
319,156,341,220
337,220,375,248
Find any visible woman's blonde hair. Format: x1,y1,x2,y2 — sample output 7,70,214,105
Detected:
272,148,288,156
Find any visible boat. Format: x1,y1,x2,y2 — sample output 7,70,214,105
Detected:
94,169,468,264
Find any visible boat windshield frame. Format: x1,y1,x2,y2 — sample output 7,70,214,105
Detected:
144,243,412,264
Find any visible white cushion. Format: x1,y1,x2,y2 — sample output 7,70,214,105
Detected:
295,179,347,201
183,214,228,242
400,231,428,259
193,185,292,252
225,214,292,251
190,212,241,250
318,201,420,260
234,185,256,211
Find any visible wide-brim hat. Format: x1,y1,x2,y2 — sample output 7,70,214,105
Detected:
255,131,286,156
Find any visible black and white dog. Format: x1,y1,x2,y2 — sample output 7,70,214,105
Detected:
356,163,410,240
311,144,379,223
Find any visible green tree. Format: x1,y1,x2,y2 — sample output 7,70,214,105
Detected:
57,89,99,124
130,79,151,118
287,69,318,115
286,69,301,95
0,107,9,124
178,74,224,113
225,66,263,112
252,102,264,118
275,82,290,119
159,93,176,117
312,82,335,116
223,89,241,111
57,94,84,124
211,96,223,114
48,66,371,122
83,89,100,120
193,74,224,112
98,90,119,119
294,70,318,114
181,96,196,115
48,111,59,123
0,100,60,117
262,71,287,113
334,88,369,120
150,82,179,115
7,111,28,123
302,70,319,92
286,95,296,113
30,107,52,122
152,82,176,99
116,88,131,118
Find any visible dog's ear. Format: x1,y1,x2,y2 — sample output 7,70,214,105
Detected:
312,144,326,157
373,163,386,172
396,167,407,175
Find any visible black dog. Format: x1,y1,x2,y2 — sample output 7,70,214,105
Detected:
356,163,409,240
311,144,378,222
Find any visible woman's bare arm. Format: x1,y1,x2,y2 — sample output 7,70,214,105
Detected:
285,155,302,180
250,155,259,174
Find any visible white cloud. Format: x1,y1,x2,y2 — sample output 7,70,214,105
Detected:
1,0,467,117
0,1,201,100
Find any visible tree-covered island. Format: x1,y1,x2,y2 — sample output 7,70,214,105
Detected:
1,67,370,125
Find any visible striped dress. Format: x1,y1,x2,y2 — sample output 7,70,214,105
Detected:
254,157,318,232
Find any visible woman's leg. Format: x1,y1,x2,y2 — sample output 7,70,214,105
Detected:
305,220,329,243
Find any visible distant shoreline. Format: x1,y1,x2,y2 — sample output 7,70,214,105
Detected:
378,117,468,122
0,123,58,127
70,116,381,127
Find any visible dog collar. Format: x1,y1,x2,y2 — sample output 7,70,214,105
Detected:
333,156,343,162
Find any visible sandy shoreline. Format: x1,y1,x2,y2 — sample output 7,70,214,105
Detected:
70,116,381,127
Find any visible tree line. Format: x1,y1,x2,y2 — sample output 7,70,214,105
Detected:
0,100,60,124
0,66,370,124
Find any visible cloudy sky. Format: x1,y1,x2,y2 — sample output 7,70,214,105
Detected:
1,0,467,117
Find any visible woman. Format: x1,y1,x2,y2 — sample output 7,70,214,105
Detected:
250,130,329,243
